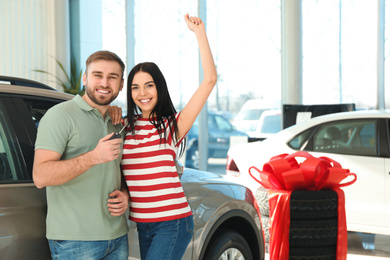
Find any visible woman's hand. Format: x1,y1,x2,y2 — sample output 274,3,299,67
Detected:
184,13,205,34
108,105,123,125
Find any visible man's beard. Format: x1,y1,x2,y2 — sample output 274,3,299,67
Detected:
86,86,118,106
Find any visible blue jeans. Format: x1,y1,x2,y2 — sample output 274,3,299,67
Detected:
137,216,194,260
48,234,129,260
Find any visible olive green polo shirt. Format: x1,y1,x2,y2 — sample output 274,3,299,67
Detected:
35,95,128,240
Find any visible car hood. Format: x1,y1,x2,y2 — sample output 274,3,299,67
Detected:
181,168,238,185
181,168,256,209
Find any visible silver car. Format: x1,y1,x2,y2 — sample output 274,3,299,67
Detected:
0,76,265,260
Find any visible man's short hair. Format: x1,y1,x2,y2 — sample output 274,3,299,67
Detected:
85,50,125,78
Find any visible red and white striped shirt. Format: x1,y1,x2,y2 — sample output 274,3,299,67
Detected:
121,114,192,223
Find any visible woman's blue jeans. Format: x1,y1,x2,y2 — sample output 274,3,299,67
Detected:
137,215,194,260
48,234,129,260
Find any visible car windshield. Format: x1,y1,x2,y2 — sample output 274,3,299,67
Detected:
236,109,265,120
260,114,281,133
191,114,232,131
214,115,232,131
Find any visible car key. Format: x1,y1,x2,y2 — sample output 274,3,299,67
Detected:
109,124,127,140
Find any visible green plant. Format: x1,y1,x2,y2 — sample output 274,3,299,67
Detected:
34,56,84,95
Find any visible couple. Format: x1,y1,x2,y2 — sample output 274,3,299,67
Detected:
32,14,217,260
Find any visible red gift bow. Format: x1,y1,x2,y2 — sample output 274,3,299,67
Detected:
249,151,357,190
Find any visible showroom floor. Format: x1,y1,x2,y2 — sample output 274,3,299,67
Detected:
263,232,390,259
264,232,390,259
347,232,390,258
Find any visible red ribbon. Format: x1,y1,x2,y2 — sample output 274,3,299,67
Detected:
248,151,357,191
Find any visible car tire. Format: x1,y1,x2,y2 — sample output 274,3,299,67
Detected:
289,246,336,260
255,189,339,220
255,187,270,217
290,190,338,219
204,229,253,260
186,146,200,169
260,215,270,253
255,188,339,253
289,218,338,247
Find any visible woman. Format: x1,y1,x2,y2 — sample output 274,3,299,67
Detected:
121,13,217,260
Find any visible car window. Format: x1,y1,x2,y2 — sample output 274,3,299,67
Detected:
359,123,376,148
310,119,377,156
23,99,58,128
288,128,314,149
214,115,232,131
0,104,24,182
208,116,218,130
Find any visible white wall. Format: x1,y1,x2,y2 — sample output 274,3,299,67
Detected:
0,0,70,91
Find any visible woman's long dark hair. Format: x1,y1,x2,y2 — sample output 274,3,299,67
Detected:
126,62,186,157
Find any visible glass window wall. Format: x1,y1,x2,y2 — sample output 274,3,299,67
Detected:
104,0,390,173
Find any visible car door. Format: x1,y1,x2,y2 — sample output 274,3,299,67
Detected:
383,118,390,234
303,118,389,235
0,94,61,259
208,114,232,158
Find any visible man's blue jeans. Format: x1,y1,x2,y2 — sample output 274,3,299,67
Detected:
137,215,194,260
48,234,128,260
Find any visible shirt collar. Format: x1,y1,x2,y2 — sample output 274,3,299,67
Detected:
73,95,112,122
73,94,93,112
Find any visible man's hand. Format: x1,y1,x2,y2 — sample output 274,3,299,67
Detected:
91,133,123,164
108,190,129,216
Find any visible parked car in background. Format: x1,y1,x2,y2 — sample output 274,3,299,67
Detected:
185,111,248,169
226,109,390,236
0,76,264,260
250,109,282,140
232,98,279,138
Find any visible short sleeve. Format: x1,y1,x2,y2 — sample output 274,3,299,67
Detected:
35,105,72,155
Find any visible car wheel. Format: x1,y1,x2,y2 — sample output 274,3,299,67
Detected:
186,146,200,169
204,229,253,260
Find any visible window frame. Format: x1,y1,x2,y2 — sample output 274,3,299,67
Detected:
300,118,382,158
0,93,66,183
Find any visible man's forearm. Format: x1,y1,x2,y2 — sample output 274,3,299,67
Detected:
33,134,122,188
33,150,98,188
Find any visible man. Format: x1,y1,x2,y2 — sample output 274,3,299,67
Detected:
33,50,129,260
